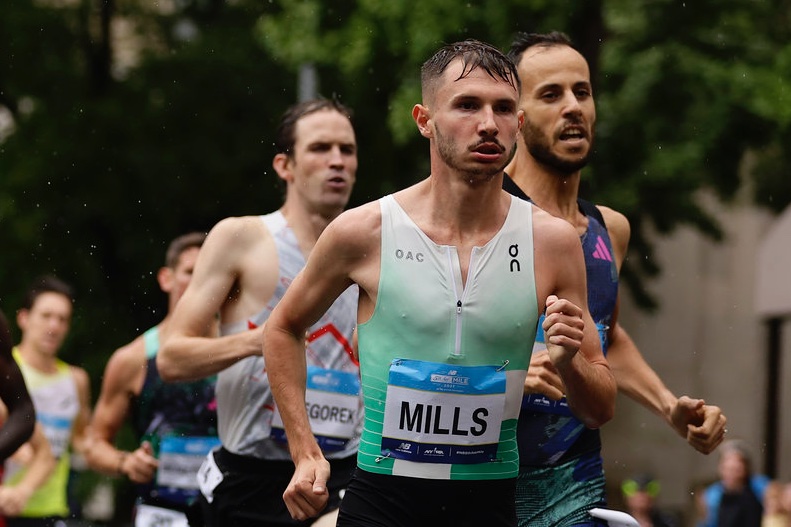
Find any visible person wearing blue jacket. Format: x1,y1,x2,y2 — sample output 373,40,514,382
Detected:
703,439,769,527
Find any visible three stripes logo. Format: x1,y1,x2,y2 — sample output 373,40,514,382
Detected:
592,235,613,262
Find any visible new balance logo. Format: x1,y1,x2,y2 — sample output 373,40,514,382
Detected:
592,236,613,262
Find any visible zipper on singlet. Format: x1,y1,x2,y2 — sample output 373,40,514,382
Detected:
447,246,477,358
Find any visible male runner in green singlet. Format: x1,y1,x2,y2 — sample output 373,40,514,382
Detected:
263,39,617,527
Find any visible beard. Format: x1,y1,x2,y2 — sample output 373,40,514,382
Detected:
522,118,592,175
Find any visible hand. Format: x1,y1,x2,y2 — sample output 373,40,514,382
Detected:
249,321,269,359
524,348,565,400
0,485,33,516
671,397,727,454
122,441,159,483
283,456,331,521
542,295,584,366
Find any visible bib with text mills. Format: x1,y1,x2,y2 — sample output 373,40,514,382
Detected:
357,194,539,481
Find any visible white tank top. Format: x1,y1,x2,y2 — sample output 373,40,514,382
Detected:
215,211,361,460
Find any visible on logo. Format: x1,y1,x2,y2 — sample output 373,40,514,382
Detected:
509,244,520,272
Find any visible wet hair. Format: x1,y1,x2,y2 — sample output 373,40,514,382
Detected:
421,39,520,102
165,231,207,269
274,98,354,157
507,31,574,65
21,275,74,311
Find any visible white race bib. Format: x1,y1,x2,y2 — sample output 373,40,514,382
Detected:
135,504,189,527
157,435,221,490
381,359,506,464
271,366,360,452
197,450,223,503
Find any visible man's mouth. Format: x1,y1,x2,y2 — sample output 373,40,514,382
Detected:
326,175,348,189
559,127,586,141
475,143,504,155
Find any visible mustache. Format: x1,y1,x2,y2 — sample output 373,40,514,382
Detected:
472,136,506,152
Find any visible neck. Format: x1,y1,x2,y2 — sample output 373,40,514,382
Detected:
415,172,509,246
16,342,58,373
280,201,342,257
505,146,583,224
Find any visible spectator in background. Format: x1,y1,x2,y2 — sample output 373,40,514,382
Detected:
621,474,679,527
703,439,769,527
761,480,790,527
781,483,791,524
691,480,714,527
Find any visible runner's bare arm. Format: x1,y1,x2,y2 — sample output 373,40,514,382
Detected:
159,217,268,381
534,211,616,429
263,206,376,521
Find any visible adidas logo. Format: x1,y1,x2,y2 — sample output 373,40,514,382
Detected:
592,235,613,262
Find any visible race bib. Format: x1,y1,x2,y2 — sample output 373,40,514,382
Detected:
380,359,506,464
135,504,189,527
197,450,223,503
157,435,221,490
271,366,360,452
38,412,73,458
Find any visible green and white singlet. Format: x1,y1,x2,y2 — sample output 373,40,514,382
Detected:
356,194,539,481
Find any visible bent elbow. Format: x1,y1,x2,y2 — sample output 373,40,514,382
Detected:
13,401,37,438
582,388,616,429
584,405,615,430
19,412,36,443
155,351,181,382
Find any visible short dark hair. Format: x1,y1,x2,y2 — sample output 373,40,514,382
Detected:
274,98,354,157
21,275,74,311
421,39,520,102
165,231,206,269
507,31,574,65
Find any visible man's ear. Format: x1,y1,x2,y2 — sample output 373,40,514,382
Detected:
517,109,525,131
157,266,173,294
412,104,433,139
272,153,293,184
16,309,29,332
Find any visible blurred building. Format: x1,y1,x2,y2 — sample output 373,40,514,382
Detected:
600,186,791,522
